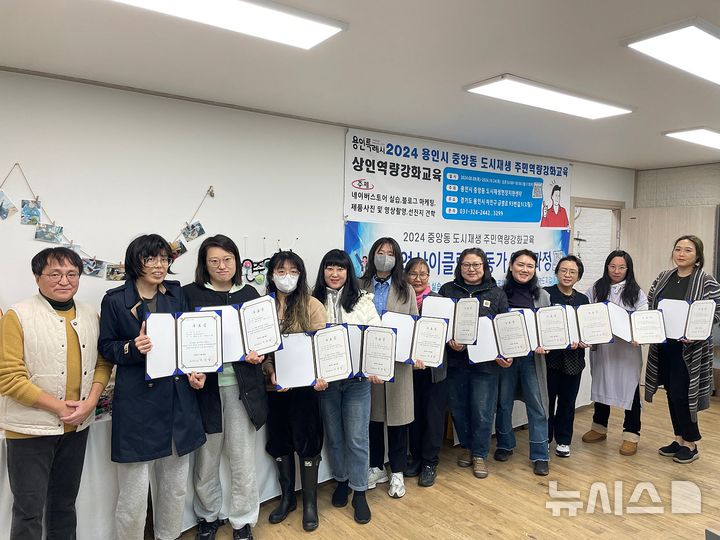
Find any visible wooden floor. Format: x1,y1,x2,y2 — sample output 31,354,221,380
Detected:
178,392,720,540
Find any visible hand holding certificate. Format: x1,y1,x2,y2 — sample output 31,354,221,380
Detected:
658,298,717,341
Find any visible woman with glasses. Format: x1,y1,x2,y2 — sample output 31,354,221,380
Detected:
404,257,448,487
440,248,508,480
581,250,647,456
359,237,418,499
645,236,720,464
495,249,551,476
183,235,267,540
543,256,589,458
262,251,328,532
98,234,207,540
311,249,381,524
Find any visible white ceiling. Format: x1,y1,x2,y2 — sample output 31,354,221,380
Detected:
2,0,720,170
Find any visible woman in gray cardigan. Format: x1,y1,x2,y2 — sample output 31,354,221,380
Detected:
360,237,418,499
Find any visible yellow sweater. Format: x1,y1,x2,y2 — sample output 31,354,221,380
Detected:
0,308,113,439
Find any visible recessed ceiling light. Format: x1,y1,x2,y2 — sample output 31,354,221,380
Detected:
465,74,632,120
627,19,720,85
109,0,346,49
665,128,720,150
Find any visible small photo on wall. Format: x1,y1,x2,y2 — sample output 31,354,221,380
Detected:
34,223,64,244
105,264,126,281
181,221,206,242
21,199,42,225
170,240,188,260
82,257,107,278
0,191,18,220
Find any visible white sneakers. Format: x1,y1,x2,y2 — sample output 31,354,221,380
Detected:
388,473,406,498
367,467,389,489
555,444,571,457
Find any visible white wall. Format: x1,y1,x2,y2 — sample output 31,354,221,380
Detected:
636,163,720,208
0,71,635,313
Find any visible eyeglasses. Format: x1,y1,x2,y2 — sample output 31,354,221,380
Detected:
608,265,627,272
408,272,429,280
558,269,578,276
207,256,235,268
274,269,300,277
460,263,483,270
42,272,80,283
142,256,171,267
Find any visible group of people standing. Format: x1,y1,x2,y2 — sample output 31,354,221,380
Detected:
1,232,718,540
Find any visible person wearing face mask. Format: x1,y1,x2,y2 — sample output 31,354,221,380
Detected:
543,256,589,459
359,237,418,499
495,249,551,476
645,236,720,464
438,249,508,480
98,234,207,540
261,251,328,532
311,249,381,524
581,250,647,457
183,235,267,540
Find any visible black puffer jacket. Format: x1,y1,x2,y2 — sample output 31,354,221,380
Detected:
437,277,509,372
183,282,268,433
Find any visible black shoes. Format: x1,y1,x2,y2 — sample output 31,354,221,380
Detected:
418,464,437,487
493,448,513,462
332,480,350,507
352,490,371,524
533,460,549,476
196,518,223,540
405,458,422,478
658,441,682,457
673,446,699,464
233,524,253,540
268,455,297,524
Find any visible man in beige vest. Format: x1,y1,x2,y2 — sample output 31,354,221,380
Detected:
0,247,112,539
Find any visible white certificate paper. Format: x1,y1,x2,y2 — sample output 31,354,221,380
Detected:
199,305,243,362
453,298,480,345
566,305,580,344
146,313,177,379
467,316,499,363
410,317,447,368
536,306,570,350
381,311,416,363
347,324,363,377
658,299,689,340
421,296,455,342
361,325,396,381
239,295,282,356
684,299,716,341
607,302,632,343
313,325,353,383
630,310,666,344
576,303,613,345
177,311,223,374
273,333,316,389
493,311,531,358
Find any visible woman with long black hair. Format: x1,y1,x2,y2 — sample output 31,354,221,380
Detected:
262,251,327,532
359,237,418,499
312,249,381,524
581,250,647,456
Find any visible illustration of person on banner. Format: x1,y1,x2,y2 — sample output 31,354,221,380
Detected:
540,184,569,228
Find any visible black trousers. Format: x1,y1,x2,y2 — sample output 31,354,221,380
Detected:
592,385,642,435
546,367,582,445
658,340,701,442
369,421,409,473
266,387,323,458
6,428,90,540
409,369,448,466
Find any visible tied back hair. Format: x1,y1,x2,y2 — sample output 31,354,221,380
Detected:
267,250,311,333
359,237,410,304
503,249,541,299
593,250,640,306
312,249,362,312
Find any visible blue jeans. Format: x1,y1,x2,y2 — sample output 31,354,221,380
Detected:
496,354,549,461
318,378,371,491
446,364,498,459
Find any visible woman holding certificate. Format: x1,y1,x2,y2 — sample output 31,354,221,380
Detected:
645,235,720,464
439,249,508,480
360,237,418,499
312,249,381,524
262,251,327,531
183,235,267,540
543,256,589,458
98,234,207,540
495,249,551,476
581,250,647,457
